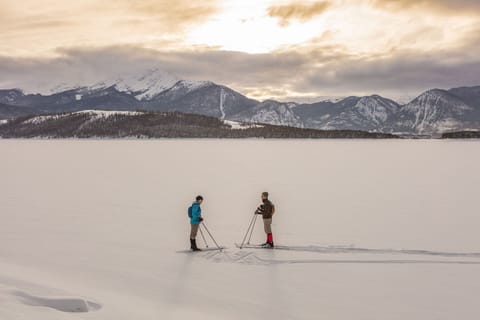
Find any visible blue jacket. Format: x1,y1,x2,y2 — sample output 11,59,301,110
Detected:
190,202,202,225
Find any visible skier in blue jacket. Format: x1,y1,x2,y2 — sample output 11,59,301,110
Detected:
189,195,204,251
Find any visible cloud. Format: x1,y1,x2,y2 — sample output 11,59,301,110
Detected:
1,32,479,103
267,1,331,26
0,0,220,56
120,0,220,30
371,0,480,14
300,50,480,97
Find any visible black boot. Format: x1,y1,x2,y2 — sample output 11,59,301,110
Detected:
191,239,201,251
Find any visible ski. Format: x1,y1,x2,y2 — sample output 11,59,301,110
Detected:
177,247,226,253
235,243,286,250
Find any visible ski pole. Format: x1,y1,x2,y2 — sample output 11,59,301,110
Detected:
247,213,258,245
239,213,256,249
201,222,222,251
199,226,209,248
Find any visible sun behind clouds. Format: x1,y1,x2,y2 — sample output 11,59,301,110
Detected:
0,0,479,100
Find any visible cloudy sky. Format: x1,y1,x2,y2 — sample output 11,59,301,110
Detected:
1,0,479,102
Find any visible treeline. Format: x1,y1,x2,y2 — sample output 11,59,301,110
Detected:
0,111,399,139
441,131,480,139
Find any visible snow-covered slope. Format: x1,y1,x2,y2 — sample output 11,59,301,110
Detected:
111,70,177,100
153,83,258,119
37,68,180,101
322,95,399,131
22,110,143,125
230,100,303,127
354,95,400,125
88,68,179,100
391,89,475,134
293,95,399,131
222,120,264,129
151,80,213,102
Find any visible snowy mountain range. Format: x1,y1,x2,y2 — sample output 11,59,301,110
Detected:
1,68,479,136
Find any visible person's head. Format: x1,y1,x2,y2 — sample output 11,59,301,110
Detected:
261,192,269,201
196,195,204,204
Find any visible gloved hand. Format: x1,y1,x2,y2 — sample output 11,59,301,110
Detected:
197,217,204,222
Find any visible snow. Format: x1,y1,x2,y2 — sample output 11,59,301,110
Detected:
323,97,345,103
0,119,8,125
22,114,69,124
74,110,142,118
248,102,304,127
401,90,473,134
27,68,180,99
1,140,480,320
169,80,212,93
223,120,264,129
75,94,82,101
111,68,179,100
219,87,226,119
22,110,143,125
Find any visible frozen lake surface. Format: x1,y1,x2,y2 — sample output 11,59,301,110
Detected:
1,139,479,319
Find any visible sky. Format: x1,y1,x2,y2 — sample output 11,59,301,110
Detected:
0,0,479,102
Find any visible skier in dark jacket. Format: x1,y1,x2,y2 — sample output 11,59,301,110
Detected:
255,192,275,247
189,195,204,251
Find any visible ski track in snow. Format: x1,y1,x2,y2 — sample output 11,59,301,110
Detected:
235,244,480,258
200,251,480,266
187,245,480,266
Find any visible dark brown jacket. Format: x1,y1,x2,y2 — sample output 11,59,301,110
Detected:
256,199,275,219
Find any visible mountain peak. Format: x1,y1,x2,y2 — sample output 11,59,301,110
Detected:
90,68,179,100
173,80,214,91
395,88,475,134
409,88,464,106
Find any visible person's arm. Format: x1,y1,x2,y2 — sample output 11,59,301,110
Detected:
255,204,264,215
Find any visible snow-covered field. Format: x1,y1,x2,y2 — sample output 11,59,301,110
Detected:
1,139,479,319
